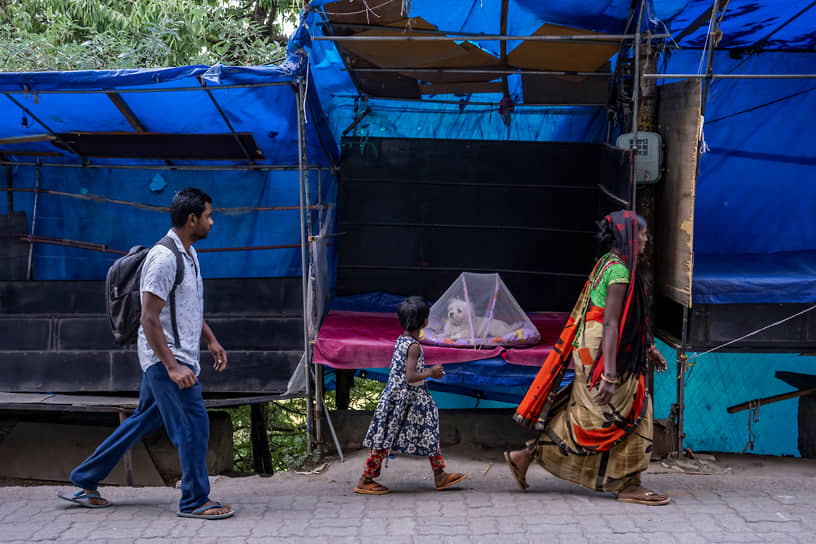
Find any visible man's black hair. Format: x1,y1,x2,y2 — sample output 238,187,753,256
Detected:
171,187,213,228
397,296,429,332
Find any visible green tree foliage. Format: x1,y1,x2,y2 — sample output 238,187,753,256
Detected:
0,0,301,71
227,377,385,473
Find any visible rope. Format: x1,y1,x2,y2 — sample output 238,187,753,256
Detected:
0,187,326,215
686,304,816,364
742,399,760,453
318,0,394,17
706,85,816,125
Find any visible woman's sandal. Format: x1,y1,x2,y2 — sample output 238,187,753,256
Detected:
434,472,467,491
504,451,530,491
354,480,391,495
617,490,671,506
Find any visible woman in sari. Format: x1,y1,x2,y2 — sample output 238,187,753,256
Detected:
505,210,670,505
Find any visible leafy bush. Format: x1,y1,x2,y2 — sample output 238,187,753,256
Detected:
225,376,385,473
0,0,298,71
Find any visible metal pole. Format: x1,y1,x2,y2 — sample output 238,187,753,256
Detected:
6,166,12,213
347,67,614,77
199,81,256,165
301,84,321,451
2,81,294,95
331,93,606,107
677,306,690,455
317,169,324,228
315,363,325,451
26,161,40,280
700,0,723,116
630,0,645,210
312,33,671,42
0,161,330,172
674,3,720,458
296,80,315,453
642,73,816,79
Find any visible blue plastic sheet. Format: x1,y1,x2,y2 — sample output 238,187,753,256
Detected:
659,50,816,303
0,58,339,279
693,252,816,304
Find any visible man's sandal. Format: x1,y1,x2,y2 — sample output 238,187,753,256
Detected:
354,480,391,495
177,502,235,519
56,490,111,508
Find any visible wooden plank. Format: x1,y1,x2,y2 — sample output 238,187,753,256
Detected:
0,134,55,145
508,23,618,72
521,73,609,105
106,93,146,133
419,81,504,95
0,392,294,411
656,79,702,308
0,151,63,157
0,422,164,485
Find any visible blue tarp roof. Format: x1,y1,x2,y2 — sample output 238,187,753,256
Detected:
0,55,339,280
297,1,816,304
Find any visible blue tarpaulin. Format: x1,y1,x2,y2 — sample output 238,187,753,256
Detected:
0,59,339,279
297,1,816,304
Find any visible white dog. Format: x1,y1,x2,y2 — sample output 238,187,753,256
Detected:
441,297,515,340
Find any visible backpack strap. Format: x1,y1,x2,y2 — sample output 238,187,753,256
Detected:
156,236,185,348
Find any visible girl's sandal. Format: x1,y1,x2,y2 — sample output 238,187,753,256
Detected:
354,480,391,495
434,472,467,490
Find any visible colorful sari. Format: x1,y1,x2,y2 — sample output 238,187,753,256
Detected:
513,211,653,492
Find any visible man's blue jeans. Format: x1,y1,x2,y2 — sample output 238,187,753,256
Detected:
70,363,211,513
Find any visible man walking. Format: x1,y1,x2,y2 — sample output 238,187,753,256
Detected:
59,187,234,519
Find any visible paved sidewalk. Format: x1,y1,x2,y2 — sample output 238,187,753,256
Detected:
1,448,815,543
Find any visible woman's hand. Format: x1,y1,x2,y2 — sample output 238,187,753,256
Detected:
648,345,667,372
429,365,445,379
593,380,616,405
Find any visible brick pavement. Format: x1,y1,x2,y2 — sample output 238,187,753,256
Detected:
1,449,815,543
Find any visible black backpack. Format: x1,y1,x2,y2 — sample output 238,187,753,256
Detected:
106,236,184,346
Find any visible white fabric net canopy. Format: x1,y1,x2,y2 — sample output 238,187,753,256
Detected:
421,272,540,348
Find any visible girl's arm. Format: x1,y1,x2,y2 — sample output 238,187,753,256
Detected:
404,343,442,382
593,282,627,404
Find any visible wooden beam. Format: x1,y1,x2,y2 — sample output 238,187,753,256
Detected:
106,92,146,133
727,387,816,414
6,165,11,213
673,3,720,43
0,151,63,157
500,0,510,98
106,92,175,167
419,81,504,95
0,134,55,145
3,93,86,162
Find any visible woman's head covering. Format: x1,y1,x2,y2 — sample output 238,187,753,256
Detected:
599,210,649,377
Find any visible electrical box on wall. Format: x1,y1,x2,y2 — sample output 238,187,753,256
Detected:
616,131,663,183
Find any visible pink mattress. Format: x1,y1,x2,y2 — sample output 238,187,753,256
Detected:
313,310,569,369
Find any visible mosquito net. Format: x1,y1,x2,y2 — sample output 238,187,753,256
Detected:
421,272,540,348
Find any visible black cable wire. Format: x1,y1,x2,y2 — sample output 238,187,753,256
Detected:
706,85,816,124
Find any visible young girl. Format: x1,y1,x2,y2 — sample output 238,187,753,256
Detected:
354,296,467,495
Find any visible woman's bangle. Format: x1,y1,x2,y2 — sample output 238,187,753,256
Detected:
601,373,620,385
